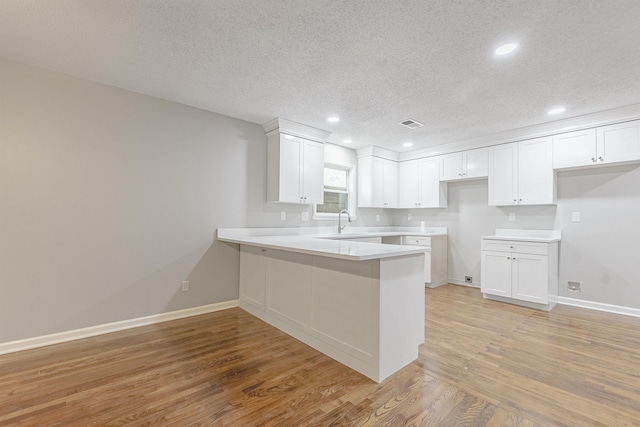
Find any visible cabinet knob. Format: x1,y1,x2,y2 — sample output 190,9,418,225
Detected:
261,249,266,252
513,199,517,203
598,156,604,161
510,246,514,248
513,257,517,260
591,157,596,162
507,257,511,260
519,198,523,201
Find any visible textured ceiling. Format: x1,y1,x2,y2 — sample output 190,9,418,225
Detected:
2,0,640,151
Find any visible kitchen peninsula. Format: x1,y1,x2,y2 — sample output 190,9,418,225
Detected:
217,228,445,382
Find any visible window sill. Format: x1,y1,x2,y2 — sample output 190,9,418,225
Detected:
312,212,358,221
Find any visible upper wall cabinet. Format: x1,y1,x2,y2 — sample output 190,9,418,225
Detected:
398,158,447,208
488,137,556,206
439,147,488,181
358,155,398,208
553,120,640,169
264,118,329,204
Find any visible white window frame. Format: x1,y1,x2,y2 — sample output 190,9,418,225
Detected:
313,161,357,221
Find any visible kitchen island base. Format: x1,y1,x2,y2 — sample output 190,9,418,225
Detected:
239,245,425,383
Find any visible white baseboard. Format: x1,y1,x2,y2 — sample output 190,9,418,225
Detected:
448,279,481,288
557,296,640,318
0,300,239,356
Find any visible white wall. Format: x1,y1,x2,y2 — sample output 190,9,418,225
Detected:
392,164,640,309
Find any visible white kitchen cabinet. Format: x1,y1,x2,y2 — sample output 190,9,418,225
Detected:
397,158,447,208
439,147,488,181
267,134,324,204
358,155,398,208
403,235,448,287
480,231,559,310
553,120,640,169
596,120,640,165
552,128,597,169
488,138,556,206
236,244,425,383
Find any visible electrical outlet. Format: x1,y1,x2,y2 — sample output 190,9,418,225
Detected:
572,212,581,222
376,214,380,222
465,276,472,283
280,211,286,221
567,281,582,292
181,281,190,292
508,213,516,222
408,213,412,221
301,211,309,221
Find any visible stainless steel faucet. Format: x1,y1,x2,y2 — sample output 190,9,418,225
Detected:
338,209,351,234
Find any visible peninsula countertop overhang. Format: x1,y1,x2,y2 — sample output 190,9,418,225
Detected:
217,227,447,261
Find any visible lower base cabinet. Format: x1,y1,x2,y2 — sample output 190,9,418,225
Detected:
480,238,559,310
403,235,448,287
238,245,425,382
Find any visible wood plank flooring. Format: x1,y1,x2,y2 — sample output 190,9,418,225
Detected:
1,285,640,426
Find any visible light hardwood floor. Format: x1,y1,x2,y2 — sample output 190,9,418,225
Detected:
1,285,639,426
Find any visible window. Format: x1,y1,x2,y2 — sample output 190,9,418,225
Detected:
314,163,356,219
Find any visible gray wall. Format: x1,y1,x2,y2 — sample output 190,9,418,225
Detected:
3,57,638,344
0,58,392,343
0,58,254,342
392,164,640,309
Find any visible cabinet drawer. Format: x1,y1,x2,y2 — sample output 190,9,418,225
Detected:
481,239,548,255
405,236,432,246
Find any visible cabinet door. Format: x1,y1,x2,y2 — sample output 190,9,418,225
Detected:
301,140,324,204
463,147,488,178
512,253,548,304
398,160,420,208
276,136,303,203
488,143,518,206
596,120,640,165
419,157,447,208
382,159,398,208
481,250,512,298
518,137,555,205
239,245,267,311
552,129,597,169
439,152,464,181
371,157,385,208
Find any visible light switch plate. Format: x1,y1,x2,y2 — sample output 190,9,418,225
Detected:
572,212,581,222
301,211,309,221
508,213,516,222
407,213,412,221
280,211,286,221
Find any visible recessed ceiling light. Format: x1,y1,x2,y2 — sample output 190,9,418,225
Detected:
548,107,566,115
327,117,340,123
343,139,352,144
495,43,518,56
403,142,413,148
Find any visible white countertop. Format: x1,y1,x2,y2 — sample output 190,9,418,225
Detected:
217,227,447,261
482,228,561,243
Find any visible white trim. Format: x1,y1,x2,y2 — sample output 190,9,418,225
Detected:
448,279,481,288
398,103,640,161
262,117,331,142
0,300,239,356
313,160,357,220
558,296,640,318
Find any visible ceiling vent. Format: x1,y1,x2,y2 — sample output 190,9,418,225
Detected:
399,119,424,129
